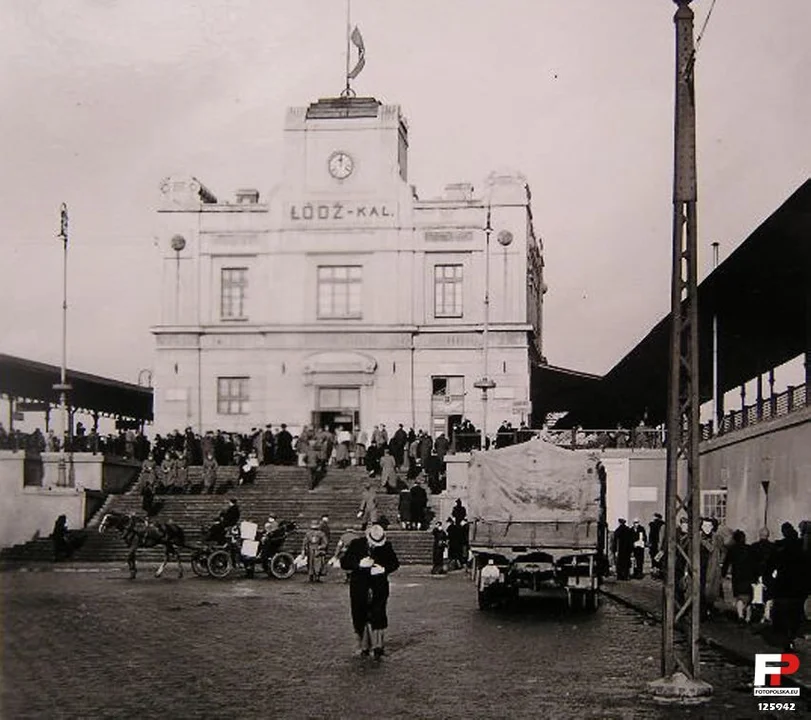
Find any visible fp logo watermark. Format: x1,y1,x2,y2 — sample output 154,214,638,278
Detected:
753,654,801,696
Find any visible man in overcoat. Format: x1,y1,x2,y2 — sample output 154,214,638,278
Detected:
611,518,634,580
340,524,400,659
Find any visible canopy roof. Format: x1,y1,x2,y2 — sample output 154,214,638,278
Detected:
550,178,811,428
0,353,153,422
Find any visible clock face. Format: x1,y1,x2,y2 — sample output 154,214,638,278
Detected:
328,151,354,179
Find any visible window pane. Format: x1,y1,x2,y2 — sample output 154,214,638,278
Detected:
317,265,362,318
434,264,463,317
319,388,341,408
448,376,465,395
221,268,247,319
217,376,249,414
339,388,360,408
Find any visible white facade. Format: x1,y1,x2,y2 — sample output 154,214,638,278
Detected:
152,96,545,437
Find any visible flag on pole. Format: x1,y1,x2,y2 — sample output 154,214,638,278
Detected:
59,203,68,242
347,26,365,80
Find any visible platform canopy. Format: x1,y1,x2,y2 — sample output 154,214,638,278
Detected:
0,353,153,422
549,178,811,429
530,363,602,420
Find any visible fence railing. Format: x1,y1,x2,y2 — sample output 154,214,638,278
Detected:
700,382,809,440
450,427,664,453
453,383,811,453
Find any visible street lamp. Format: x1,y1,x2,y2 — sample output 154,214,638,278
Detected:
761,456,773,528
711,241,721,432
53,204,73,487
473,205,495,449
473,198,515,450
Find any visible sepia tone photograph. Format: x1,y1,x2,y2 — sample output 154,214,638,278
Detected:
1,1,810,717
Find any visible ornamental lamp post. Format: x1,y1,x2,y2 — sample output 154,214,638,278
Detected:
474,206,495,450
473,202,513,451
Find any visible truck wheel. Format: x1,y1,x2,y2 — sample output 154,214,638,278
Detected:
584,591,599,613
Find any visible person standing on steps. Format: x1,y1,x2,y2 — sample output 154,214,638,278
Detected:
340,523,400,659
357,483,379,530
380,447,398,494
306,439,321,490
202,452,218,494
409,478,428,531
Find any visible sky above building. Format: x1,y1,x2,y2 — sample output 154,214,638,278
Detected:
1,0,809,387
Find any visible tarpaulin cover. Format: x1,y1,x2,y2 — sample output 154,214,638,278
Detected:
468,440,601,523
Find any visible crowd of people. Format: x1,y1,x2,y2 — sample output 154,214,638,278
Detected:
612,512,811,652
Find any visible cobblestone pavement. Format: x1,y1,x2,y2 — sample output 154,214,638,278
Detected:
602,575,811,692
0,563,789,719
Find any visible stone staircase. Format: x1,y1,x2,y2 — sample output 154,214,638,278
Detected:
1,465,436,565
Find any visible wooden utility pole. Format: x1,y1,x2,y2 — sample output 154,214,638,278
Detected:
650,0,712,703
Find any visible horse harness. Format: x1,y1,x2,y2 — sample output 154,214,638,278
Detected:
121,514,151,545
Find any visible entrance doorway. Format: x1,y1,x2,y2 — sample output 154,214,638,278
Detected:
313,387,360,432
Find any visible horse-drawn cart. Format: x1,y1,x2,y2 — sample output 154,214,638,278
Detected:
191,520,297,580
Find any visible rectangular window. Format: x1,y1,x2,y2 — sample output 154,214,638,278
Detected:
217,377,250,415
318,387,360,409
317,266,362,319
221,268,248,320
434,264,463,318
431,376,465,402
700,490,728,525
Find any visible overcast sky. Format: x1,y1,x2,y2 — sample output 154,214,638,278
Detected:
1,0,809,387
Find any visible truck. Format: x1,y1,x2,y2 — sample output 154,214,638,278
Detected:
467,439,608,612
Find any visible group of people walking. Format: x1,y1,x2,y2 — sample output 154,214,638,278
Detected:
613,512,811,652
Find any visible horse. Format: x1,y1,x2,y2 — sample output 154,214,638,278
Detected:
99,511,186,580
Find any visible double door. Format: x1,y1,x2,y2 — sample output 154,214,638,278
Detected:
313,386,360,432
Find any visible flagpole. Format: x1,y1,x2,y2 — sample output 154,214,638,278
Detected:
54,204,72,487
344,0,351,95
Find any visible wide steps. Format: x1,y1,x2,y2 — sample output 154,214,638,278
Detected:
2,464,435,564
0,530,433,565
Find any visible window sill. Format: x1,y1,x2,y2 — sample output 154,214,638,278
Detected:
220,317,249,322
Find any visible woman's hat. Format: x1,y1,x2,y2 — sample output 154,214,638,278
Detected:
366,524,386,547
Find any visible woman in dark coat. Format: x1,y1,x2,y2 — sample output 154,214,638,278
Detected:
722,529,754,622
52,514,71,561
340,523,400,659
431,521,448,574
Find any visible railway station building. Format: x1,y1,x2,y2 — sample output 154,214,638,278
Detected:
152,95,546,437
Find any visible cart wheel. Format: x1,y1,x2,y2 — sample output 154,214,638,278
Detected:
270,552,295,579
207,549,232,579
190,551,210,577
